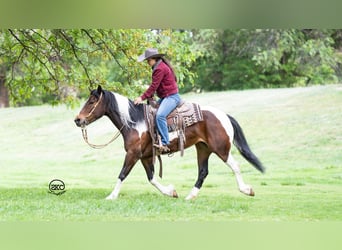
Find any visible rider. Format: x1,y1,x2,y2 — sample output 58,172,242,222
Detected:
134,48,181,153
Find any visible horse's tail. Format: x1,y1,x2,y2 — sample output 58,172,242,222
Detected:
227,115,265,173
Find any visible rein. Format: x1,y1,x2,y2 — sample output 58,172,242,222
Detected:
81,125,124,149
81,91,123,149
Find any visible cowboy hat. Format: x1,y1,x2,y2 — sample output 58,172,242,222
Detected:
137,48,165,62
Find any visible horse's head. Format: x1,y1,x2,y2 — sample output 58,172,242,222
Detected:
74,85,106,127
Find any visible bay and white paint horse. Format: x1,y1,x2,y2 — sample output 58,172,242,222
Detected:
74,86,265,200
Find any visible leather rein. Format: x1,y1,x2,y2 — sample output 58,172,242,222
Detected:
80,92,123,149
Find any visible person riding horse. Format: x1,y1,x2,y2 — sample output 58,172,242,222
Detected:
75,85,265,200
134,48,181,153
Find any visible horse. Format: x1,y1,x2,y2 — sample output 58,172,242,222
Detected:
74,85,265,200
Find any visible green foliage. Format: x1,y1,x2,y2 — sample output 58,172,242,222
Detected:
187,29,341,92
0,29,197,106
1,29,341,106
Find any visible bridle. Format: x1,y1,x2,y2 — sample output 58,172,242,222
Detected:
85,91,103,119
80,91,123,149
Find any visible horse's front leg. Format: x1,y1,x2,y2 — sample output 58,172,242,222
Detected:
141,157,178,198
105,150,140,200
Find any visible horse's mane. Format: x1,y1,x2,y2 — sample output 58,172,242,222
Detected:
103,90,145,128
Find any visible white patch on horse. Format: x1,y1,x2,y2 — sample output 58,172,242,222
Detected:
226,153,254,196
112,92,135,127
150,177,176,197
106,178,122,200
201,106,234,143
169,131,179,141
185,187,200,200
133,120,147,138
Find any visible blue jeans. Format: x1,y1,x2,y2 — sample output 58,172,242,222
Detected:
156,93,181,145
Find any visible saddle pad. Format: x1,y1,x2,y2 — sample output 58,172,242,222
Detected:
167,102,203,130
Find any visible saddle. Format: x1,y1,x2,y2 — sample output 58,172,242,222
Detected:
144,99,203,157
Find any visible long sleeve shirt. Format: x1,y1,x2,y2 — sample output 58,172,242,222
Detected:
140,60,178,100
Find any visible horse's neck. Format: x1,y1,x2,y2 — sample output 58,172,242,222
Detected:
105,92,144,132
104,92,127,130
106,111,124,131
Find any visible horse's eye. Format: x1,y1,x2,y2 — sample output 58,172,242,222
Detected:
89,101,95,105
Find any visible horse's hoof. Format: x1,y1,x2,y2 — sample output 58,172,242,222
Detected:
172,190,178,198
185,187,199,200
105,194,117,200
249,188,255,196
185,195,196,201
240,186,255,196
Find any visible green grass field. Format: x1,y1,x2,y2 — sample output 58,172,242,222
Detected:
0,85,341,222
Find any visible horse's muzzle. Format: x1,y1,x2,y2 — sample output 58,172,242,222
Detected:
74,117,86,127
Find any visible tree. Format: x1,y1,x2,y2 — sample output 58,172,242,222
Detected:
187,29,341,92
0,63,9,107
0,29,198,107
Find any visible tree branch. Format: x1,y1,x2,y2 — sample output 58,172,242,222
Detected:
8,29,58,83
58,30,93,87
82,29,131,83
30,29,61,60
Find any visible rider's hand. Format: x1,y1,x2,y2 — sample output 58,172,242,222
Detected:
134,97,143,105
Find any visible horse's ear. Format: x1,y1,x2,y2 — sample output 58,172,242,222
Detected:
97,85,102,94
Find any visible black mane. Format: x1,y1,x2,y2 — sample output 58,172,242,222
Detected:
102,90,145,127
127,98,145,123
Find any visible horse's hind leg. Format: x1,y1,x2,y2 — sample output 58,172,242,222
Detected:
227,153,254,196
186,142,211,200
141,157,178,198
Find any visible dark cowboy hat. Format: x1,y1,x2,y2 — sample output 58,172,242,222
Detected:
137,48,165,62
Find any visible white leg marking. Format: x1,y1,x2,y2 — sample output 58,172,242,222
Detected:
227,154,254,196
106,179,122,200
150,177,176,197
185,187,200,200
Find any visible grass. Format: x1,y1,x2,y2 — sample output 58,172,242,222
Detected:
0,84,341,222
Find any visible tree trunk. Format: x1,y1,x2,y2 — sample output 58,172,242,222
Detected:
0,65,9,108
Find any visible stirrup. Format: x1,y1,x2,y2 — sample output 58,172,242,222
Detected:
153,144,170,153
